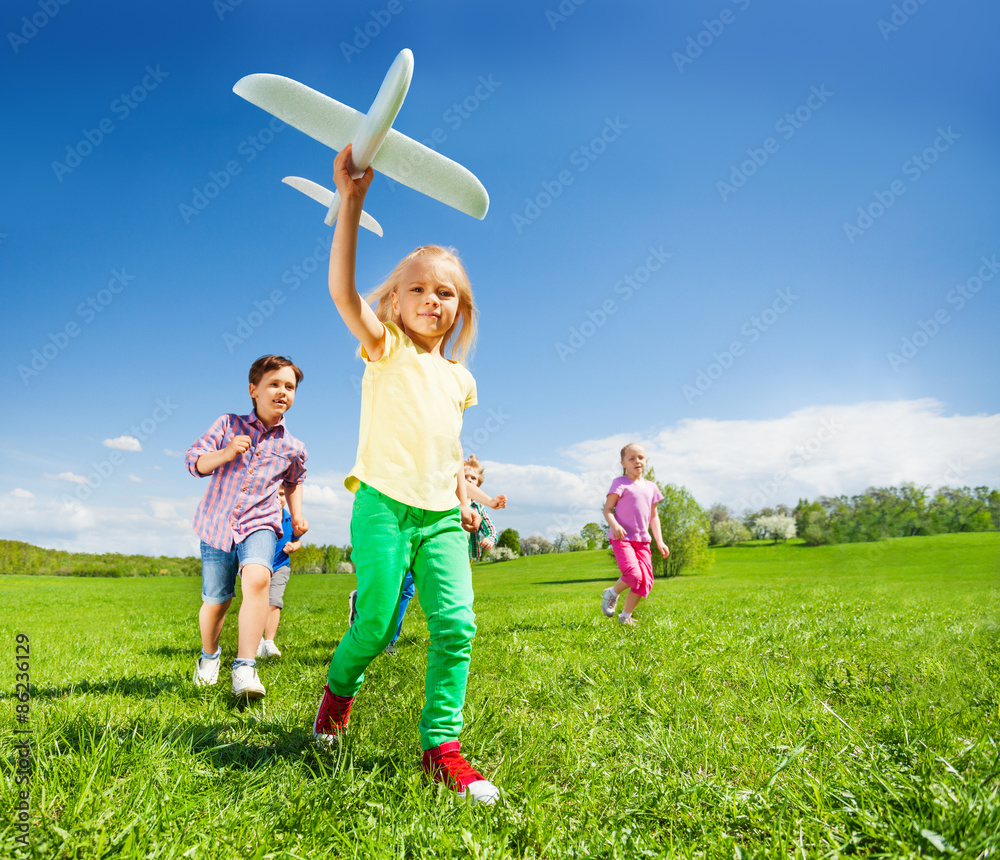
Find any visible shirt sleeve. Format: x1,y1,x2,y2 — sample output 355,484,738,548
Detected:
480,509,497,542
283,443,307,485
464,371,478,410
185,414,231,478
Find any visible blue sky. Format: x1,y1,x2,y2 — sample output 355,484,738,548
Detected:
3,0,998,554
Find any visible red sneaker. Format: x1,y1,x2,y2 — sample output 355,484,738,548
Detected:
422,741,499,805
313,685,354,746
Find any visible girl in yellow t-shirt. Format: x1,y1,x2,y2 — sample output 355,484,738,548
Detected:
312,144,498,805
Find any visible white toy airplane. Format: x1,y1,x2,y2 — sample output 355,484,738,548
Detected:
233,49,489,235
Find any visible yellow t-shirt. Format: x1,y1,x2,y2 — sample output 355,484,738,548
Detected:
345,321,477,511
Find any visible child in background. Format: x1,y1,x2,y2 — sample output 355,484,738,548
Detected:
313,144,498,804
601,443,669,627
187,355,308,698
257,485,307,658
463,454,506,562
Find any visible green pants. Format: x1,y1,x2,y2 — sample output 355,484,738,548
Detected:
327,483,477,750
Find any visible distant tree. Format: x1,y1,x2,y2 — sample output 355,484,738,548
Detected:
755,514,797,544
706,503,731,545
520,535,553,555
491,547,517,562
580,522,606,550
652,481,712,577
551,533,569,552
713,519,752,546
290,543,323,574
497,528,521,554
566,534,587,552
988,488,1000,530
929,486,995,533
742,507,776,540
795,499,829,546
323,544,342,574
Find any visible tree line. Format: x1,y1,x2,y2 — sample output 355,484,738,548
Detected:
0,540,201,577
707,484,999,546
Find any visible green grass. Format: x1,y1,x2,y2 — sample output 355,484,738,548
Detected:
2,533,998,858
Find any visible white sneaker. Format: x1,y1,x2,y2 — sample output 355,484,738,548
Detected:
347,589,358,626
256,638,282,658
601,587,619,617
193,651,221,686
467,779,501,805
232,664,266,699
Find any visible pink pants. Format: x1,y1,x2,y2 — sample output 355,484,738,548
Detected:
610,539,654,598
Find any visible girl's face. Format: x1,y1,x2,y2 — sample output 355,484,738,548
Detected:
391,256,462,354
621,445,647,480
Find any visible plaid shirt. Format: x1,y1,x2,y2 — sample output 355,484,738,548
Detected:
186,411,307,551
468,501,497,561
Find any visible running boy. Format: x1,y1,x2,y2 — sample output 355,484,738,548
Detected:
186,355,308,698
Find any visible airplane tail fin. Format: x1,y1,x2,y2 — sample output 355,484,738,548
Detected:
281,177,383,237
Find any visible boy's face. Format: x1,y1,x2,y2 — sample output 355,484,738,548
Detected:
249,366,297,423
463,465,480,485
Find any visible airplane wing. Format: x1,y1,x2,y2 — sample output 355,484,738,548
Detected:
281,177,383,236
233,74,489,220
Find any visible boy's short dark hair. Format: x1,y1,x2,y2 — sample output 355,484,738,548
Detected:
249,355,304,387
249,355,303,409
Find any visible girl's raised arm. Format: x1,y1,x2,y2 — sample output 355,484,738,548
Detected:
328,144,387,361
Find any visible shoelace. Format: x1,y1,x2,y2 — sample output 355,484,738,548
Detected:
432,751,482,786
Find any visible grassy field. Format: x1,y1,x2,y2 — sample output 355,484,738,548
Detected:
1,533,998,859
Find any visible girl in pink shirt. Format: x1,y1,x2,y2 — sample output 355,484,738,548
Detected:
601,443,669,626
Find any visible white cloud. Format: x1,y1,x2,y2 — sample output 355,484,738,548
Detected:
103,436,142,452
43,471,89,484
128,474,142,483
560,398,1000,513
163,449,183,457
0,493,201,556
10,488,34,499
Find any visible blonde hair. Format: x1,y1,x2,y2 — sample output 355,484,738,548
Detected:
364,245,477,364
464,453,485,486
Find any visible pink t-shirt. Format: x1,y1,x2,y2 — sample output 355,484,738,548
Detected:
607,476,664,542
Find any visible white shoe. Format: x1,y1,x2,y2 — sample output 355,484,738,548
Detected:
193,651,220,686
232,664,266,699
347,589,358,626
601,587,619,617
256,638,282,658
467,779,501,805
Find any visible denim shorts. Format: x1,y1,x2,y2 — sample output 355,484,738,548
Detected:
200,529,277,605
